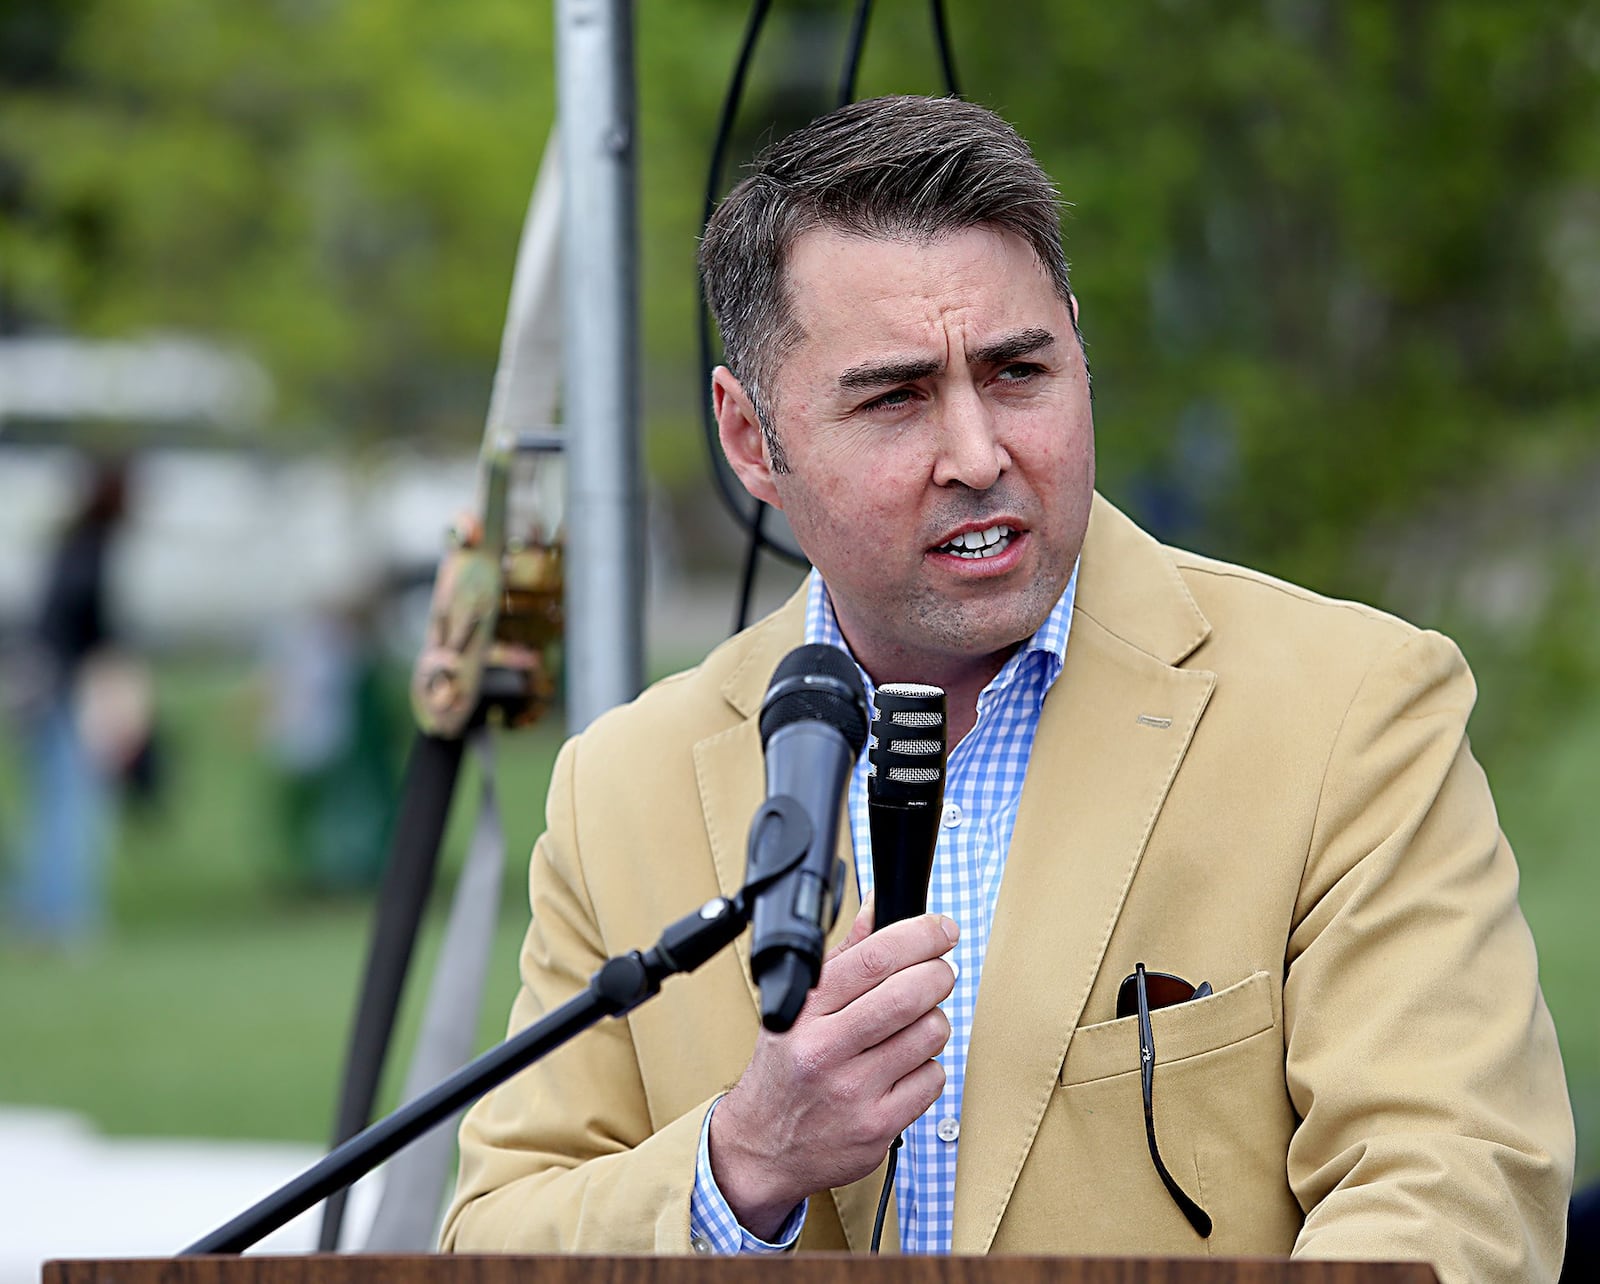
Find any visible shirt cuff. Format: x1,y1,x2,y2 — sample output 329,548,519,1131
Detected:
689,1096,807,1254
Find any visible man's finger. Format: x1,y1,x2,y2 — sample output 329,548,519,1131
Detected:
881,1057,947,1131
810,913,958,1016
816,893,874,974
828,957,956,1060
824,892,875,964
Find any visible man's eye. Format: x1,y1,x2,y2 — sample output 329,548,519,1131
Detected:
998,362,1041,381
863,387,915,411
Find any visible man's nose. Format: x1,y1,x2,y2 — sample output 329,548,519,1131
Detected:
932,386,1010,490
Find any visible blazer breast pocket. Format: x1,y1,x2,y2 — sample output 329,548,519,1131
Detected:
999,969,1300,1259
1059,968,1276,1087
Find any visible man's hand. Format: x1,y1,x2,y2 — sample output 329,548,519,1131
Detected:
708,897,958,1240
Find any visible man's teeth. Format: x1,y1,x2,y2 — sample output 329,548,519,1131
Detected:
938,524,1014,559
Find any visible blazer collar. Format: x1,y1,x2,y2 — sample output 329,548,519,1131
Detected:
1072,492,1211,666
718,589,810,721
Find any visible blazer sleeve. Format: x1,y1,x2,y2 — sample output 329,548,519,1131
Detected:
1284,628,1574,1283
439,734,713,1253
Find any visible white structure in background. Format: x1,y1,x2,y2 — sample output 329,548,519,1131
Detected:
0,1107,382,1284
0,444,753,663
0,446,479,653
0,335,272,428
0,332,400,649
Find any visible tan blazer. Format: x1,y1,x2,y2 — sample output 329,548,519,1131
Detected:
442,495,1573,1283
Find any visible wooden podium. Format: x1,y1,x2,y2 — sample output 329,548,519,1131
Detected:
44,1256,1439,1284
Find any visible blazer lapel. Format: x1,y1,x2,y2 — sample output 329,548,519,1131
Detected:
953,496,1216,1252
694,717,766,1009
693,593,803,1009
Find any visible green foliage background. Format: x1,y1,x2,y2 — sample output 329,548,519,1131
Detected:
8,2,1598,564
2,0,557,444
9,0,1597,747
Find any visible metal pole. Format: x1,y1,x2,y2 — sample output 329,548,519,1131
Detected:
556,0,644,729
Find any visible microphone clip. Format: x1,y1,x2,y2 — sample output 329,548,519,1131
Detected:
744,794,844,1032
744,795,815,891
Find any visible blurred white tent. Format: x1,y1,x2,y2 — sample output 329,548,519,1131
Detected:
0,335,272,428
0,445,477,652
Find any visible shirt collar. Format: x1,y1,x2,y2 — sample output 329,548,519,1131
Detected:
802,563,1078,706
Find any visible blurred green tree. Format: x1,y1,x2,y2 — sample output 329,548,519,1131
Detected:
948,0,1600,590
2,0,1597,596
1,0,555,445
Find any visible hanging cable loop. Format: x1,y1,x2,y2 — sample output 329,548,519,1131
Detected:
697,0,966,633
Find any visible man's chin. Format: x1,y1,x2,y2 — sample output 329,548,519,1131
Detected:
913,597,1056,663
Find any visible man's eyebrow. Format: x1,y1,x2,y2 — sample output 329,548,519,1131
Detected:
837,356,943,391
834,328,1059,393
970,328,1057,367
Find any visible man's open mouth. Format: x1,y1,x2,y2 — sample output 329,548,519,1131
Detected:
935,524,1016,560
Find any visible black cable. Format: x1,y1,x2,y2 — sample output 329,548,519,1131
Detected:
838,0,875,107
696,0,796,572
929,0,961,97
316,731,465,1250
701,0,966,635
869,1135,903,1253
733,503,768,633
699,0,773,238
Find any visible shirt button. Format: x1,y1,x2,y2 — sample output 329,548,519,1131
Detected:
941,803,963,829
936,1115,960,1143
691,1235,713,1255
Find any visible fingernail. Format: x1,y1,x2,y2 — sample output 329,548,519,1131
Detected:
940,915,958,943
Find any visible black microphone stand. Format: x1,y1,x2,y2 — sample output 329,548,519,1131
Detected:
180,796,814,1256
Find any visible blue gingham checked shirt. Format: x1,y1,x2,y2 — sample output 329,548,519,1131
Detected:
690,563,1078,1254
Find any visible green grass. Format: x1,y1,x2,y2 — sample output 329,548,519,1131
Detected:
0,906,507,1141
1,651,1596,1190
0,656,558,1142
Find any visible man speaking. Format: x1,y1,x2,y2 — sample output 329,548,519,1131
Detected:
441,96,1573,1282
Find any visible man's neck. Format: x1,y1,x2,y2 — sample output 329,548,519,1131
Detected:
853,643,1015,748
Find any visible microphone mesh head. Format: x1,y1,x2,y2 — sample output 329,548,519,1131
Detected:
868,683,947,804
885,765,941,785
759,644,870,754
879,682,943,697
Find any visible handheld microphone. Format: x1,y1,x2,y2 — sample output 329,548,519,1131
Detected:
748,644,870,1032
867,683,947,930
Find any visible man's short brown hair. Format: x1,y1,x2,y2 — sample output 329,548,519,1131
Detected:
699,95,1074,470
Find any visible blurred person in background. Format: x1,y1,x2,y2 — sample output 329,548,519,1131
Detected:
256,588,398,895
4,455,150,949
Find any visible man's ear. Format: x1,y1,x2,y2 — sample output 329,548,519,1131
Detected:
712,366,782,508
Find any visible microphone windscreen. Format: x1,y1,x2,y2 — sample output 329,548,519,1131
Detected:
868,682,947,805
760,644,869,754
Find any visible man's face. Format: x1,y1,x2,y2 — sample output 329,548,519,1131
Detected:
716,225,1095,682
